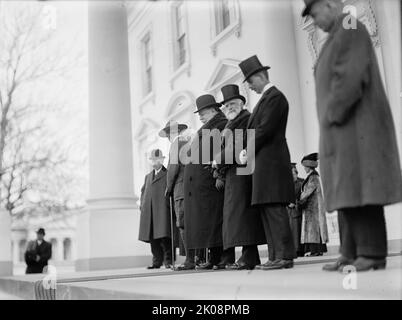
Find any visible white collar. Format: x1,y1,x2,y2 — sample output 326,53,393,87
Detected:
154,167,162,175
262,82,274,94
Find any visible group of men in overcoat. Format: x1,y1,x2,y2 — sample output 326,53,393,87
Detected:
138,0,402,273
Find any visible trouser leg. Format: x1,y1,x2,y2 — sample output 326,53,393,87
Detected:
261,205,296,260
260,207,275,261
209,246,223,265
160,237,173,265
150,238,164,266
180,228,195,264
338,209,357,260
220,247,235,265
241,245,261,266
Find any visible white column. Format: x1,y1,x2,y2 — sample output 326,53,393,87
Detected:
0,210,12,276
12,240,19,264
76,1,146,271
57,238,64,261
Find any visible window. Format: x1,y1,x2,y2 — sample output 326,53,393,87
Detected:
214,0,236,36
142,33,153,96
63,238,72,261
18,239,27,262
174,2,186,68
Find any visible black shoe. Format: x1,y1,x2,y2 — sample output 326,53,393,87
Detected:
322,256,354,272
196,262,214,270
164,264,173,269
340,257,386,273
226,262,255,270
175,263,196,271
147,264,161,269
260,259,294,270
255,260,276,270
213,262,229,270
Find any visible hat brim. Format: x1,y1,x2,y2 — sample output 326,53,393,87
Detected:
194,103,222,113
158,124,188,138
221,95,246,105
243,66,271,82
302,0,320,17
301,160,318,168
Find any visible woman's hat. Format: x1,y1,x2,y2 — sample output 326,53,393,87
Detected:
220,84,246,105
301,153,319,168
158,120,188,138
239,55,271,82
194,94,221,113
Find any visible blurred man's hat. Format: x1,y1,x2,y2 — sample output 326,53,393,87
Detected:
239,55,270,82
36,228,45,235
158,120,188,138
149,149,165,160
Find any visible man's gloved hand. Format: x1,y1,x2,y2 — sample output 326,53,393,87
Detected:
215,179,225,191
239,149,247,165
165,188,173,198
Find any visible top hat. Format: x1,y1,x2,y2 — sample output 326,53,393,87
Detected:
158,120,188,138
36,228,45,235
220,84,246,105
301,0,321,17
194,94,221,113
301,153,319,168
149,149,165,160
239,55,270,82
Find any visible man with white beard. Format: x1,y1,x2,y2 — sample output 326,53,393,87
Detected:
212,85,266,270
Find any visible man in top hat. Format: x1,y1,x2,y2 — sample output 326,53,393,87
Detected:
302,0,402,272
25,228,52,274
287,163,305,257
159,120,196,271
138,149,173,269
212,84,266,270
238,55,296,270
183,94,228,270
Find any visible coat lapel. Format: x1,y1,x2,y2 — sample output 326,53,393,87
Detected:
248,86,275,128
152,167,167,184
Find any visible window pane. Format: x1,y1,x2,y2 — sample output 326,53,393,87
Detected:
178,34,186,66
222,0,230,29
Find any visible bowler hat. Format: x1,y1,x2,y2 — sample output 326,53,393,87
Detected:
220,84,246,105
239,55,270,82
301,153,319,168
149,149,165,160
36,228,45,235
301,0,321,17
194,94,221,113
158,120,188,138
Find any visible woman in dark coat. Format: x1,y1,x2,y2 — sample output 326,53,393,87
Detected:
299,153,328,256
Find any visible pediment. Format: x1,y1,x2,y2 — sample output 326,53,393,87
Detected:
205,58,242,92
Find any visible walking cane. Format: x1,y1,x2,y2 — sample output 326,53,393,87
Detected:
169,197,176,271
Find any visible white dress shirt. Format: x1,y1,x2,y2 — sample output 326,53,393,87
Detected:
262,82,274,94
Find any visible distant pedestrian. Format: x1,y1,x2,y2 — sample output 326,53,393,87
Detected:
25,228,52,274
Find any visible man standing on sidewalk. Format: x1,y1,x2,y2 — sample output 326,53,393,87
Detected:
302,0,402,272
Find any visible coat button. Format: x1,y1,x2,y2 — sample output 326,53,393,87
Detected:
189,177,192,182
189,192,192,196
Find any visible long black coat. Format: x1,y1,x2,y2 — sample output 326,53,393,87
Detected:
138,167,171,242
217,110,266,249
246,86,295,205
25,240,52,274
184,111,228,249
315,15,402,212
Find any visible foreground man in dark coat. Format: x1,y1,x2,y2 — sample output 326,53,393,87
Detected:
238,55,296,270
213,84,266,270
25,228,52,274
184,94,228,270
139,149,173,269
160,121,196,271
287,163,305,257
302,0,402,272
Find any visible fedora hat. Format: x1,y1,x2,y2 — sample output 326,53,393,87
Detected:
149,149,165,160
301,152,319,168
301,0,321,17
194,94,221,113
158,120,188,138
220,84,246,105
239,55,270,82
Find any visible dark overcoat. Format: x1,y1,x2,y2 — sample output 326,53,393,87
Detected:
184,111,228,249
315,15,402,212
138,167,171,242
216,109,266,250
25,240,52,274
246,86,295,205
166,137,188,201
299,171,329,244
